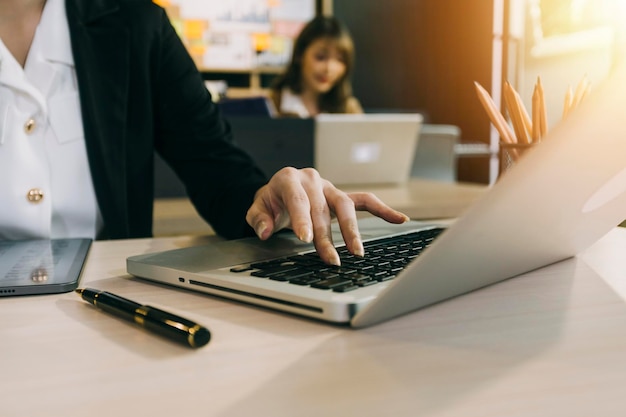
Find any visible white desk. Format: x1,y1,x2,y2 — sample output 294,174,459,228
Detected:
2,227,626,416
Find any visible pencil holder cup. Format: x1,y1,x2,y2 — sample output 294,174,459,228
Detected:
498,142,537,179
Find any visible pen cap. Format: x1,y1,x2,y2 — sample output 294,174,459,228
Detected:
137,306,211,348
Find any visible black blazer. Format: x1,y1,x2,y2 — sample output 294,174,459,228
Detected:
66,0,267,240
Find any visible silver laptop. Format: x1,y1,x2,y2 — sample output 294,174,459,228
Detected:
314,113,422,185
128,64,626,328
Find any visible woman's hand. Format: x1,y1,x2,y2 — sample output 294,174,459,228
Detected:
246,167,410,265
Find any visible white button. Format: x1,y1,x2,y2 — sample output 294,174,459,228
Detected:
24,118,36,134
26,188,44,203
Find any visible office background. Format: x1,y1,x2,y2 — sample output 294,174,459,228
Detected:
156,0,622,184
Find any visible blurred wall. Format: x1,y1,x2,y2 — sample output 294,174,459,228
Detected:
333,0,496,183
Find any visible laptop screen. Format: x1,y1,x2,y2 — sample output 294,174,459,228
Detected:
229,117,315,178
314,113,423,185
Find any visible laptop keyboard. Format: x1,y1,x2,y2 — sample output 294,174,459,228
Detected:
230,227,445,293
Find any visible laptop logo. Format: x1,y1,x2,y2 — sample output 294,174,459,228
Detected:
350,142,381,164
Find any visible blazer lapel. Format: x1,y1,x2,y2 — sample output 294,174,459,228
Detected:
65,0,130,238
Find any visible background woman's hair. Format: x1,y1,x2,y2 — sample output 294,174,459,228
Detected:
271,15,356,113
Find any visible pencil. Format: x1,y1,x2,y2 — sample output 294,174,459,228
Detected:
536,77,548,138
572,75,589,108
562,85,573,120
503,81,529,144
580,80,591,103
532,83,541,142
512,83,533,142
473,81,516,144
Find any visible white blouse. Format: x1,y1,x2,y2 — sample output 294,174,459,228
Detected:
278,88,313,118
0,0,101,240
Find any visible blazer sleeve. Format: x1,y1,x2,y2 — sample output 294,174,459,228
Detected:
151,10,268,239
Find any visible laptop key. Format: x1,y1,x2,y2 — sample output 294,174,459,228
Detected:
376,274,396,282
333,284,359,293
325,267,357,275
250,259,296,269
350,273,374,282
230,265,254,273
268,270,314,282
311,277,354,290
310,271,340,280
290,276,323,286
250,264,300,277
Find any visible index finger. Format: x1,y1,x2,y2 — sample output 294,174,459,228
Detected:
349,192,410,224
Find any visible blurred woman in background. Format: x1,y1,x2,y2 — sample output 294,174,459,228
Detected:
269,16,363,117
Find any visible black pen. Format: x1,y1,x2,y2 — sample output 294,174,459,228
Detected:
75,288,211,348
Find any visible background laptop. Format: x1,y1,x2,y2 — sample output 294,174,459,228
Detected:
217,96,277,118
314,113,423,185
153,117,314,198
129,64,626,328
229,117,314,178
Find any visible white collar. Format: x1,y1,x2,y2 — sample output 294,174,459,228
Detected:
0,0,72,71
279,88,312,118
37,0,74,66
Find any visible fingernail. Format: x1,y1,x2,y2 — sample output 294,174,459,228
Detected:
255,221,268,239
328,253,341,266
298,227,313,243
352,237,364,257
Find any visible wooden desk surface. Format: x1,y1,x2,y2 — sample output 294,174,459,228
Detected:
153,178,488,236
2,228,626,416
340,179,487,219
